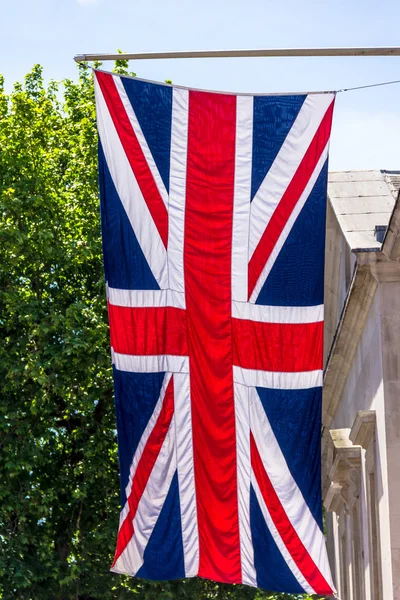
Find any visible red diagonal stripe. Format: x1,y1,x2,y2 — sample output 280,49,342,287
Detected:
108,304,187,356
95,70,168,247
250,433,333,595
112,376,175,566
232,319,323,372
248,100,335,299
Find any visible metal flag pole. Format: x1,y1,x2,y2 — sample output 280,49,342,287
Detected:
74,46,400,63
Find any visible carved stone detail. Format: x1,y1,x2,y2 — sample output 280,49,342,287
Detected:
324,429,362,512
350,410,376,450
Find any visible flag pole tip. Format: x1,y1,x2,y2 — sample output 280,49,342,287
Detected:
74,54,87,63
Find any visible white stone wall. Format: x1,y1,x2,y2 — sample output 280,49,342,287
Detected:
324,199,356,363
380,281,400,599
323,174,400,599
331,291,383,428
325,285,396,599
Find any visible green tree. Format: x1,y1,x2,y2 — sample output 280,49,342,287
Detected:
0,64,320,600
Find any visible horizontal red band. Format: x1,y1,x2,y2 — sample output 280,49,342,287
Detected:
232,318,323,372
250,433,333,595
108,304,188,356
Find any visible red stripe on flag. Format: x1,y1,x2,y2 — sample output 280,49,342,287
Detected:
95,71,168,247
250,433,334,595
232,319,323,372
112,377,175,566
108,304,188,356
248,100,335,299
184,91,241,583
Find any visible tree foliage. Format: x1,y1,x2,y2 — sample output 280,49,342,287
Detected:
0,63,319,600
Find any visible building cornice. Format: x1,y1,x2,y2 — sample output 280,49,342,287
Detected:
322,264,377,428
349,410,376,449
324,482,343,513
382,190,400,261
323,200,400,430
323,428,362,509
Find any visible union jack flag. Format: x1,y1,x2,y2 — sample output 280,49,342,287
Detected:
94,69,336,595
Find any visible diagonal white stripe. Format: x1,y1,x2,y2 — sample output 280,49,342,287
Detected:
107,286,185,310
249,93,334,260
250,142,330,303
234,383,257,586
233,367,322,389
251,475,315,594
125,373,172,499
112,415,177,576
95,76,168,289
232,302,323,324
168,88,189,294
232,96,253,301
173,373,199,577
111,349,189,374
113,75,168,208
250,388,335,593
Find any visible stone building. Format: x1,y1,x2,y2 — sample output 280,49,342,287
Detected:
322,170,400,599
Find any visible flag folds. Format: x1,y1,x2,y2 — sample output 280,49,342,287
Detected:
94,69,336,595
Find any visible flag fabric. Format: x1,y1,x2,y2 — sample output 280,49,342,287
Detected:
94,69,336,595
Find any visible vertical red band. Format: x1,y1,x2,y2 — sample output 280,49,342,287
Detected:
184,91,241,583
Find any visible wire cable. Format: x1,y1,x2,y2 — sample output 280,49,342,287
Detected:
338,78,400,92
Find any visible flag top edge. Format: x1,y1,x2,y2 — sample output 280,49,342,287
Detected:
92,68,337,98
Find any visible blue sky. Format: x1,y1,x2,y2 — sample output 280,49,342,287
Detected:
1,0,399,171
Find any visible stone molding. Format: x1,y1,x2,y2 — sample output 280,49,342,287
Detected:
350,410,376,449
324,482,343,514
322,427,336,498
356,252,400,283
323,192,400,436
324,428,362,510
330,445,361,482
382,189,400,261
323,265,377,428
365,441,375,475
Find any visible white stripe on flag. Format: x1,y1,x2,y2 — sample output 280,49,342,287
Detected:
234,383,257,586
111,349,189,374
251,475,315,594
95,76,168,289
112,415,177,576
173,373,199,577
107,286,185,310
250,141,330,303
233,367,323,389
113,75,169,209
248,93,334,260
124,373,172,500
232,302,323,324
232,96,253,301
168,88,189,295
250,388,335,593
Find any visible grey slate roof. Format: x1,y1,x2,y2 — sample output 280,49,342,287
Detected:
328,170,400,251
